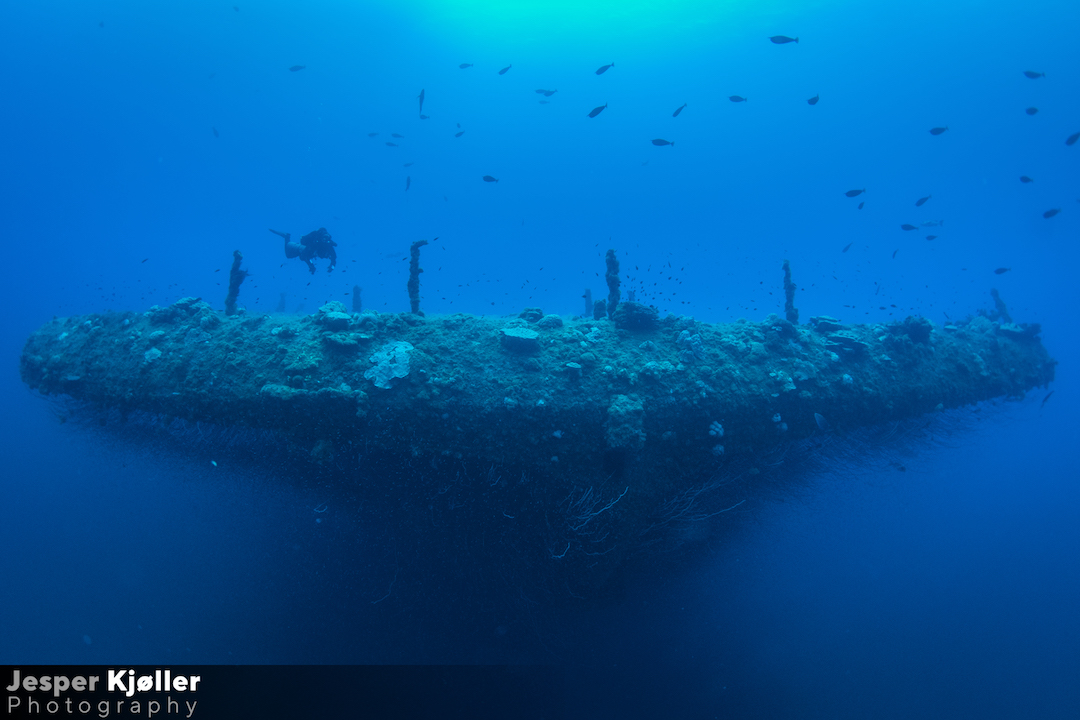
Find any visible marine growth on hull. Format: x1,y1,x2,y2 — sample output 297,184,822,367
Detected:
19,258,1055,598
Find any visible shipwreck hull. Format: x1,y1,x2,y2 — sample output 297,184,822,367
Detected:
20,298,1055,596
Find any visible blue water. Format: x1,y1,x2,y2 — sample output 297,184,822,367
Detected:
1,0,1078,717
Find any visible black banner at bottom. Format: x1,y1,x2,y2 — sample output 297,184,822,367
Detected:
3,665,564,720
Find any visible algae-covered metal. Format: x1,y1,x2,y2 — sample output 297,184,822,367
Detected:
19,298,1055,593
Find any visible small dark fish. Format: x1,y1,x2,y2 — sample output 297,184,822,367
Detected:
391,133,404,138
929,126,948,135
842,242,852,253
141,258,149,263
814,412,829,431
1025,107,1039,115
459,63,473,69
403,162,414,167
419,114,430,120
1020,175,1033,183
1043,208,1060,219
212,126,219,138
892,249,898,259
1023,70,1045,79
454,131,464,137
289,65,305,72
533,89,557,97
1067,132,1080,146
418,88,425,115
729,95,747,102
900,224,918,231
1041,391,1054,409
651,138,674,147
769,35,799,44
858,202,865,210
921,220,944,227
672,103,687,117
587,103,608,118
483,175,499,183
926,235,938,240
498,64,511,75
595,62,614,75
538,100,550,105
367,132,378,137
456,123,461,128
845,188,865,197
915,195,931,207
385,141,398,147
807,94,819,105
405,176,411,191
994,267,1010,275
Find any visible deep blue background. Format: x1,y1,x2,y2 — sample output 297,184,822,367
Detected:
1,1,1077,717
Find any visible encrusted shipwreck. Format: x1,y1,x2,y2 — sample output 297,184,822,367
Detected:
20,297,1055,595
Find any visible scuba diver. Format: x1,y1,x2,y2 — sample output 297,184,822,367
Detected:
269,227,337,274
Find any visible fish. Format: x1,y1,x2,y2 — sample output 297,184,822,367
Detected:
1020,176,1033,183
405,176,411,191
418,88,425,115
1043,208,1060,219
1041,391,1054,409
498,64,511,75
769,35,799,44
454,131,465,137
534,89,558,97
588,103,608,118
404,162,414,167
651,138,674,146
212,127,219,138
391,133,404,138
459,63,473,69
842,242,852,252
595,62,614,75
385,141,398,147
1067,132,1080,146
814,413,829,431
1023,70,1045,79
672,103,687,117
921,220,944,227
483,175,499,183
926,235,938,240
289,65,305,72
994,267,1010,275
367,132,378,137
419,114,430,120
1025,107,1039,115
539,101,550,105
915,195,931,207
892,249,898,259
858,202,865,209
900,224,918,231
729,95,748,102
929,126,949,135
845,188,865,197
808,94,819,105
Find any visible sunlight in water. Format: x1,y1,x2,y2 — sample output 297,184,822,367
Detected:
410,0,758,40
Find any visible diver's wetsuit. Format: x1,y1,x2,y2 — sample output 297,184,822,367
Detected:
270,227,337,274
